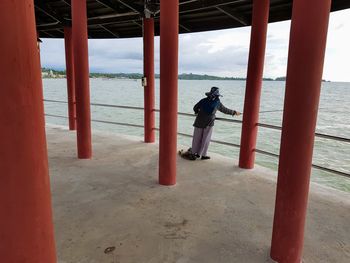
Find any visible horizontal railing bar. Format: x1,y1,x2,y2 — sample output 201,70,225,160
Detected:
256,123,350,143
257,122,281,130
92,119,144,129
178,112,196,117
215,117,243,124
254,148,350,179
154,110,242,125
45,113,144,129
311,164,350,179
177,132,241,148
211,139,241,148
44,99,145,111
254,148,279,158
45,113,350,179
44,99,67,104
45,113,68,119
91,102,144,111
314,132,350,143
176,132,192,138
44,99,350,143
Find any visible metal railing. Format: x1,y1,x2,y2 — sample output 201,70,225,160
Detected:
44,99,350,179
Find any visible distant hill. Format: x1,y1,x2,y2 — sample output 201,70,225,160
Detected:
178,73,274,81
275,76,286,81
275,76,330,82
41,69,330,82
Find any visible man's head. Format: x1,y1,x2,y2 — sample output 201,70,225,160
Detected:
205,87,222,98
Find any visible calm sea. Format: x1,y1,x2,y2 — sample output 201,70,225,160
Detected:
43,78,350,192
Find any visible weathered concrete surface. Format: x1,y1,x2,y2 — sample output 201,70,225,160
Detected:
46,126,350,263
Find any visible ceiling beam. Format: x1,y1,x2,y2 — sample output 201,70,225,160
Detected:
116,0,143,14
56,28,64,34
216,6,248,26
35,0,70,26
61,0,71,7
35,5,61,23
38,14,140,31
179,23,191,32
99,25,120,37
87,12,140,26
95,0,143,18
93,17,141,27
179,0,247,14
133,20,143,28
41,30,56,37
37,22,61,29
96,0,125,13
96,0,116,10
179,0,200,5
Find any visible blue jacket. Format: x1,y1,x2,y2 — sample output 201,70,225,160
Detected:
193,97,236,128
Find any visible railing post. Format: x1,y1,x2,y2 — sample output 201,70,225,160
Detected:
159,0,179,185
0,1,57,261
72,0,92,159
239,0,270,169
143,17,155,143
64,27,77,131
271,0,332,262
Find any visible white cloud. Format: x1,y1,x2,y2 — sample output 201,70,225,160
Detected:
40,39,65,69
324,10,350,82
39,9,350,82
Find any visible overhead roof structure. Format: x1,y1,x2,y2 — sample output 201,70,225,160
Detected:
35,0,350,39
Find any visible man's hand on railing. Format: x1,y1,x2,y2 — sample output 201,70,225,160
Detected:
234,111,242,116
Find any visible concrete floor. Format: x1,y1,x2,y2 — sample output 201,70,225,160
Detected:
46,126,350,263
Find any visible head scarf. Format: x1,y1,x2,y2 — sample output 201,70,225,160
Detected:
205,87,222,100
202,87,222,114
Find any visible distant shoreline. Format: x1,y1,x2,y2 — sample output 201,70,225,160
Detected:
41,68,332,82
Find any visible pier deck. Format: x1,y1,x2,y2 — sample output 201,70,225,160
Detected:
46,126,350,263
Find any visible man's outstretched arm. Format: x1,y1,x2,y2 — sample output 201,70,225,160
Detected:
218,103,241,116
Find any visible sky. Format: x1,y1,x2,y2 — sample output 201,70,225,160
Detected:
40,9,350,82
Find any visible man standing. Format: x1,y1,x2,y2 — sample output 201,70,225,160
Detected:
189,87,241,160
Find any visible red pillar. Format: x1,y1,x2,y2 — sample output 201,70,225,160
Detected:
159,0,179,185
72,0,92,159
143,18,155,143
0,1,56,262
64,27,77,131
239,0,270,169
270,0,331,262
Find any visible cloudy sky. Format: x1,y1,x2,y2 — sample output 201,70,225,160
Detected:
40,9,350,82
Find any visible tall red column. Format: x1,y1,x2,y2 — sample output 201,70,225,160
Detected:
64,27,77,131
143,18,155,143
239,0,270,169
0,1,57,262
72,0,92,159
271,0,331,262
159,0,179,185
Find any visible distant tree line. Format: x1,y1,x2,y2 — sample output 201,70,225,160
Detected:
41,68,329,82
42,68,66,75
177,73,275,81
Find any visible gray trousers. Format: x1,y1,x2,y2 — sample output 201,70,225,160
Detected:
191,126,213,156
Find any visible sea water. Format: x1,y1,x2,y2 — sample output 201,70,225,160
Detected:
43,78,350,192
